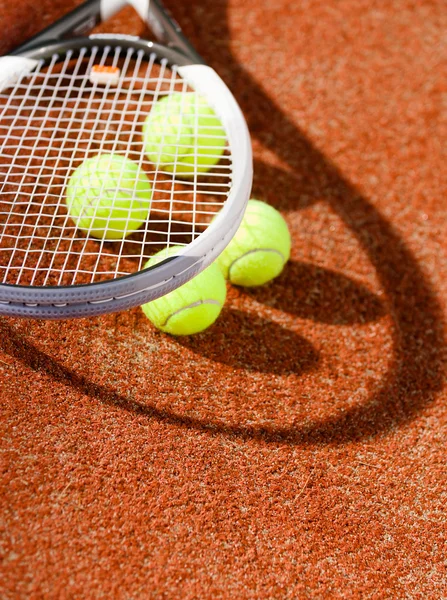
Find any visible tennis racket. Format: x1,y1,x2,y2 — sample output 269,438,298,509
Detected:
0,0,252,318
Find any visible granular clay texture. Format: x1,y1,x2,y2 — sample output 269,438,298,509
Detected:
0,0,446,598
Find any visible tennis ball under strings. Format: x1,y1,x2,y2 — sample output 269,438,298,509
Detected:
216,199,292,286
66,154,152,240
142,92,226,176
141,246,227,335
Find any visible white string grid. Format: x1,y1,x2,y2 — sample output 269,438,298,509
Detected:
0,46,232,287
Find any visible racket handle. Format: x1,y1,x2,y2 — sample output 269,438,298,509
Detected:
10,0,126,55
147,0,205,65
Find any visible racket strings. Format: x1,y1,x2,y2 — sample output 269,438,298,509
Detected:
0,45,232,287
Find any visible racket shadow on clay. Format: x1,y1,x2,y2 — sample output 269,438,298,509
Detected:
1,316,318,445
174,0,444,444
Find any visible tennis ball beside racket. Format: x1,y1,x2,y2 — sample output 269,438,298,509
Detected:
141,246,227,335
142,92,226,176
216,199,291,287
66,154,152,240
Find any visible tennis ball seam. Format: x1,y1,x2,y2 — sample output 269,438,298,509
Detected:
228,248,286,279
163,299,222,327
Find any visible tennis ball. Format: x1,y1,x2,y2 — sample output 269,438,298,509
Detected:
141,246,227,335
66,154,152,240
142,92,226,176
216,199,291,287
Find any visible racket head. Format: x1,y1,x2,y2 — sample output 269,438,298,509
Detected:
0,35,252,318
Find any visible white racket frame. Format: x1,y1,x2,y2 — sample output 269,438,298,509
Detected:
0,0,252,318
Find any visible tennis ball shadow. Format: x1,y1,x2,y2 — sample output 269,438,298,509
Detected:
176,308,319,375
244,260,385,325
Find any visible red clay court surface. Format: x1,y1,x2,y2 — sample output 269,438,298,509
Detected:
0,0,446,598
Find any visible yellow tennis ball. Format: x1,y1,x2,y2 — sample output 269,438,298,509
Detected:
141,246,227,335
216,199,292,286
66,154,152,240
142,92,226,176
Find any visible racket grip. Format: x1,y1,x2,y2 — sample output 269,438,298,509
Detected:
10,0,126,55
146,0,204,64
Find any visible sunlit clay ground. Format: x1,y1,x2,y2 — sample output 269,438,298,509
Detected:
0,0,445,598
